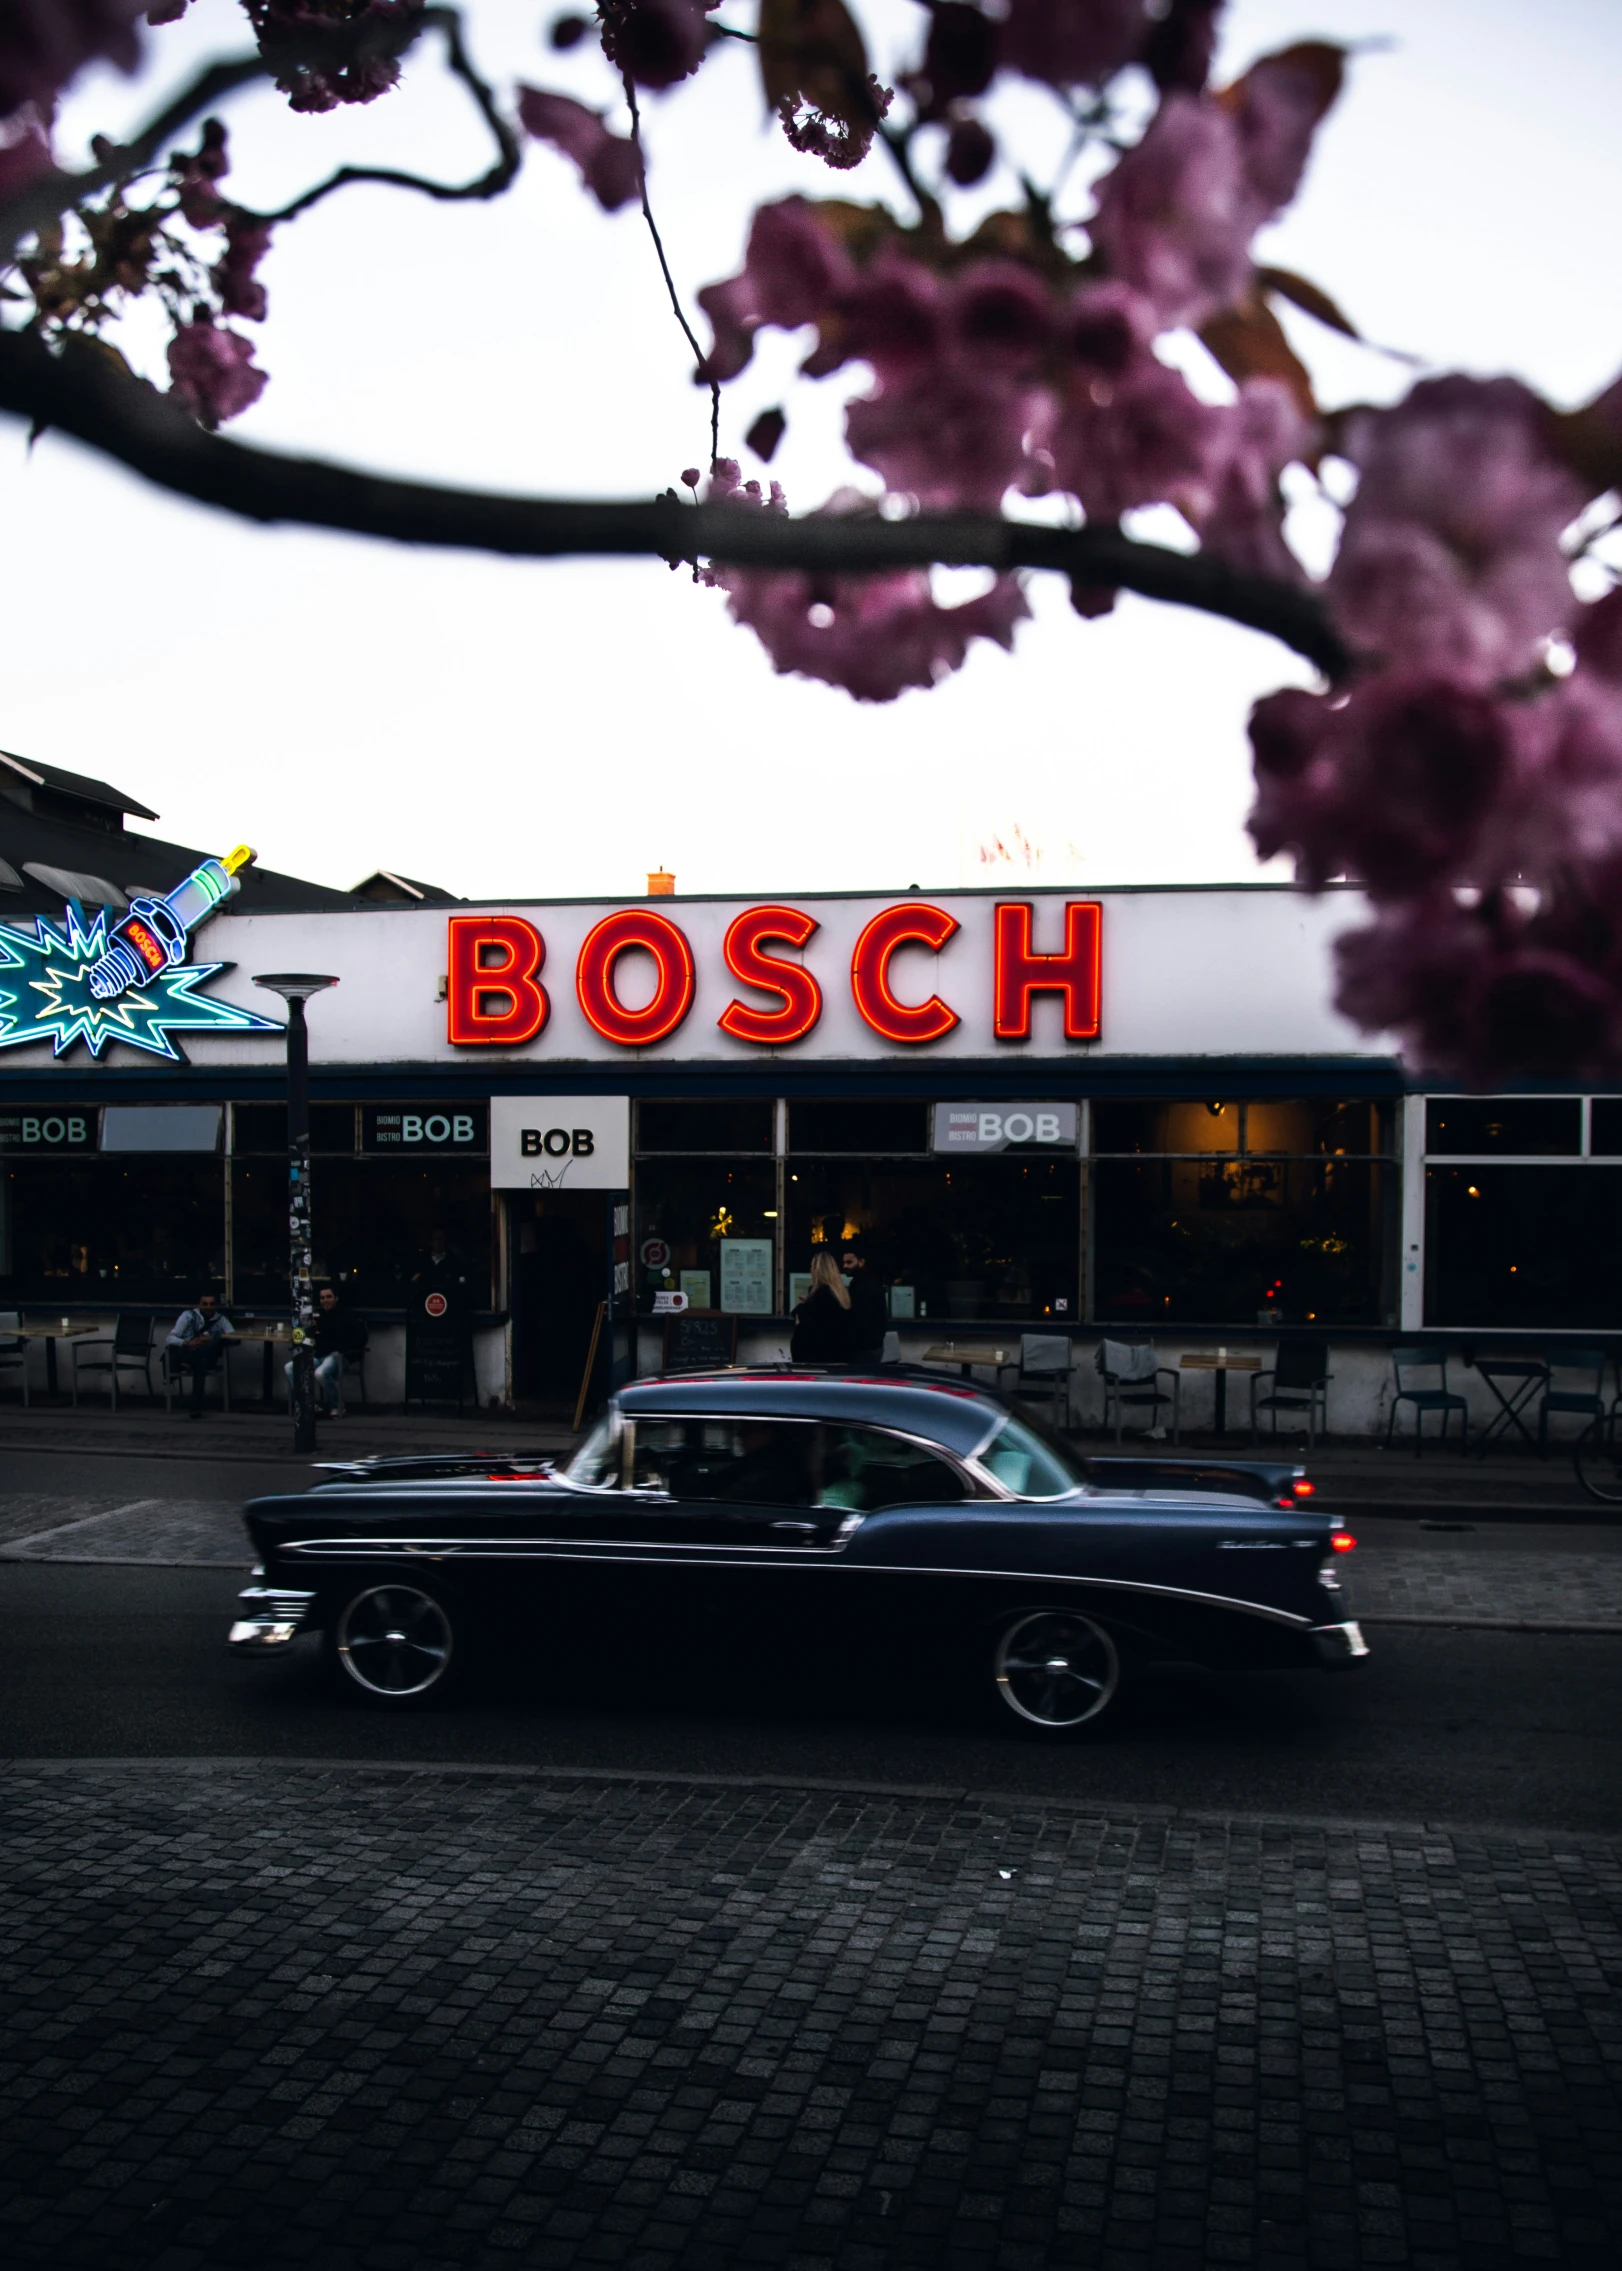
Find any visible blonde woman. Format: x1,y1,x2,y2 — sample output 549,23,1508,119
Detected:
790,1248,853,1364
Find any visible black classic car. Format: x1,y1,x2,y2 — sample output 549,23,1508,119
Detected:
228,1369,1366,1732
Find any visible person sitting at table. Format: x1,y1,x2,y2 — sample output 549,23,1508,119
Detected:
165,1291,237,1419
284,1283,367,1418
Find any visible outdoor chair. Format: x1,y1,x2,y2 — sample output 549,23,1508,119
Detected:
162,1337,233,1415
1385,1346,1468,1455
0,1309,29,1406
342,1335,371,1411
1250,1337,1332,1450
1538,1347,1608,1454
880,1330,902,1365
1016,1333,1073,1430
70,1312,158,1408
1096,1339,1181,1443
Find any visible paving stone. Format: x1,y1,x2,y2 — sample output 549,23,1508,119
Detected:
0,1765,1618,2266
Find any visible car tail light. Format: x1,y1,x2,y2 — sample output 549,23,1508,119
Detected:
1293,1478,1315,1497
1330,1530,1356,1553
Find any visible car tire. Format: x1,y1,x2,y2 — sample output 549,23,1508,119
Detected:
990,1608,1127,1736
328,1580,459,1708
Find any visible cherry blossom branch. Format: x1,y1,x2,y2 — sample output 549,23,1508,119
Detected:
620,71,719,473
0,328,1352,678
243,8,520,226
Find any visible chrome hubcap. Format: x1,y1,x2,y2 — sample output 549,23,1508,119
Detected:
995,1612,1119,1728
337,1585,453,1697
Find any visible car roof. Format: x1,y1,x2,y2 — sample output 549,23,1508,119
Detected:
618,1369,1005,1457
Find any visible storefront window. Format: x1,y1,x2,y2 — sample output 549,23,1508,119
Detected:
1425,1098,1580,1155
1,1157,225,1303
1425,1164,1622,1326
1093,1156,1395,1325
637,1099,773,1152
634,1160,777,1314
1094,1098,1388,1156
232,1157,492,1308
786,1157,1078,1322
789,1099,928,1154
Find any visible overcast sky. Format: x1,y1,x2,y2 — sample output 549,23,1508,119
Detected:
5,0,1620,901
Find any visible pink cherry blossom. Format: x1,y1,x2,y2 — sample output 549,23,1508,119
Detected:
1328,374,1587,683
166,318,268,426
1087,92,1255,330
1247,673,1516,898
517,87,641,213
0,1,143,117
1225,43,1340,218
1144,0,1223,94
598,0,714,91
720,557,1029,701
213,215,274,321
1199,377,1312,581
0,103,53,201
696,198,855,382
1574,587,1622,685
1049,344,1224,526
1000,0,1150,90
245,2,422,115
174,117,229,230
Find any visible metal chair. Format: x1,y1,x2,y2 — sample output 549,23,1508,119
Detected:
1016,1333,1073,1430
1385,1346,1468,1455
1250,1337,1331,1450
0,1310,29,1406
1096,1340,1181,1443
1538,1347,1608,1454
341,1336,370,1411
162,1336,233,1414
70,1312,158,1408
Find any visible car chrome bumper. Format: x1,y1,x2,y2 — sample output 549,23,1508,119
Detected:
228,1585,317,1652
1310,1619,1369,1666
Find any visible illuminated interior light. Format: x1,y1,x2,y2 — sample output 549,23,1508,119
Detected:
576,909,695,1046
719,904,822,1044
850,902,960,1043
992,901,1103,1041
446,916,549,1046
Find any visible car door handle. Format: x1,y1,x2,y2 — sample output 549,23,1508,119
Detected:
1218,1539,1286,1550
768,1520,817,1539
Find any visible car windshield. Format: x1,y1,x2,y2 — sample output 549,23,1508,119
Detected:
979,1412,1086,1501
563,1412,618,1489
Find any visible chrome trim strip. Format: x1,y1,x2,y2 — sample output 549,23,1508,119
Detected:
269,1538,1312,1627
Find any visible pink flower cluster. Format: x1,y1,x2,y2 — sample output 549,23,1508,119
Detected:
166,317,268,426
243,1,424,114
0,1,143,119
598,1,716,92
1248,377,1622,1080
698,461,1028,702
517,87,641,213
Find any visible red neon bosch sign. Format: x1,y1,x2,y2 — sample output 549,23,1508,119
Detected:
447,916,549,1045
719,905,822,1044
993,900,1102,1041
576,908,696,1046
850,903,961,1044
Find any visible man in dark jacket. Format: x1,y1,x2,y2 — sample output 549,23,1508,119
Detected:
284,1284,367,1416
842,1243,887,1366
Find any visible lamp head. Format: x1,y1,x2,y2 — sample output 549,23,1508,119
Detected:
253,972,339,1004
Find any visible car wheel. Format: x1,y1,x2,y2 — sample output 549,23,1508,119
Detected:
331,1582,457,1706
991,1609,1123,1734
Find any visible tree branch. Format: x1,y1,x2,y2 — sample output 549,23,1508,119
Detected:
0,330,1352,678
621,72,719,472
244,8,520,226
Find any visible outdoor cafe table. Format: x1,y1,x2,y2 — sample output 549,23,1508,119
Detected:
231,1325,295,1404
1470,1355,1549,1456
11,1319,100,1396
1180,1346,1262,1436
922,1341,1017,1381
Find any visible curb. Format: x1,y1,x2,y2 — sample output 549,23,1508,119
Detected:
1357,1613,1622,1633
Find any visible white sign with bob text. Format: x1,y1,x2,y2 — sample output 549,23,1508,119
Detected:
931,1102,1078,1153
490,1096,630,1190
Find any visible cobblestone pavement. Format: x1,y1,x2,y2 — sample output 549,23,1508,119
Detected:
0,1495,249,1564
1341,1554,1622,1630
0,1762,1618,2271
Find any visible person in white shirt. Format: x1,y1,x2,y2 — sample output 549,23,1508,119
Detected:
165,1292,236,1419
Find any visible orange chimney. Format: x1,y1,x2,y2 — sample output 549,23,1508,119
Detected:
647,867,675,896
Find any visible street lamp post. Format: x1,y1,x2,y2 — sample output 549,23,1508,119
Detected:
254,973,338,1453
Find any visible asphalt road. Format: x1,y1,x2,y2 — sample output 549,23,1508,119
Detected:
4,1558,1620,1832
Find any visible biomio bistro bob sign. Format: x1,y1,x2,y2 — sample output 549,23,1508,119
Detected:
446,900,1103,1056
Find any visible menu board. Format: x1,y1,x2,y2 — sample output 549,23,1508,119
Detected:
719,1238,774,1315
663,1312,738,1373
679,1270,712,1309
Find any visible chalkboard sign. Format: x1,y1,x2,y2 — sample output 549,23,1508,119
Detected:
662,1312,738,1374
406,1285,470,1406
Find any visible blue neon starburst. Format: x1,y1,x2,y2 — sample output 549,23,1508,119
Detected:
0,902,281,1062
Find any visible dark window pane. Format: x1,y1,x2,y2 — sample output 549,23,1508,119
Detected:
232,1103,355,1153
1425,1164,1622,1325
1425,1099,1580,1155
636,1099,773,1153
631,1417,813,1505
1242,1099,1387,1155
1590,1100,1622,1155
788,1100,927,1154
231,1158,491,1308
0,1157,223,1303
824,1426,969,1510
786,1157,1078,1323
1092,1100,1238,1154
635,1162,778,1313
1093,1157,1394,1325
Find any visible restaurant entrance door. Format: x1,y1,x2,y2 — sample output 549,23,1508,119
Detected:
510,1190,605,1407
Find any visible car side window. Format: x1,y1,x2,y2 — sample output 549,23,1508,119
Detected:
817,1426,970,1513
630,1418,815,1508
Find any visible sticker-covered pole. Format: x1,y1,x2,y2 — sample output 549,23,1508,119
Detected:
253,972,339,1458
